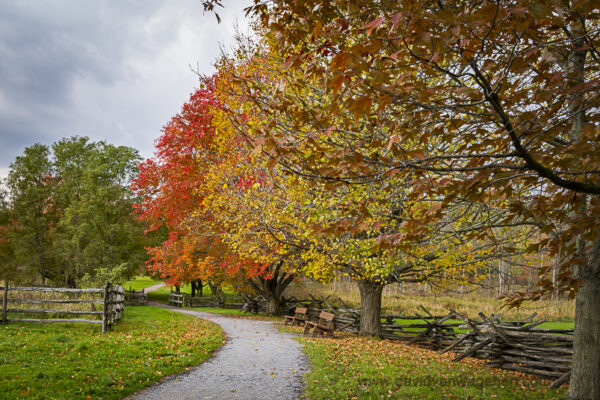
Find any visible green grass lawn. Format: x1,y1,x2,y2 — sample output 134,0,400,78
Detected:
299,335,567,399
122,276,162,291
0,306,224,400
535,321,574,330
146,282,240,305
390,318,574,335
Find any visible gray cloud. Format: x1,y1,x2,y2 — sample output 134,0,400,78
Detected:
0,0,250,178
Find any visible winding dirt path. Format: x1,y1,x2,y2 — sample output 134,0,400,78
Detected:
126,300,308,400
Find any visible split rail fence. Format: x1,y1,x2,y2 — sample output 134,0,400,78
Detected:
124,288,148,305
168,293,185,307
185,295,244,309
284,297,573,389
1,280,124,333
167,293,244,309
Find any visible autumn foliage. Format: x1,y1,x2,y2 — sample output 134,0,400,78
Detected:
132,81,219,286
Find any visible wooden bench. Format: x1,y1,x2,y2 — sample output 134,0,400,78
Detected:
283,307,308,326
303,311,335,337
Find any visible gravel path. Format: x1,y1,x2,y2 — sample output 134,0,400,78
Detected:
126,304,308,400
143,282,165,292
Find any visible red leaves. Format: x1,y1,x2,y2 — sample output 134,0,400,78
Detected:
131,78,221,284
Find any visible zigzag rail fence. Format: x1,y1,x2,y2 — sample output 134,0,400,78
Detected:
282,296,573,389
167,292,244,309
1,280,124,333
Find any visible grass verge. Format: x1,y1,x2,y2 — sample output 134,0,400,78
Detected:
122,276,162,291
390,318,574,333
0,306,224,400
147,289,170,304
298,335,567,400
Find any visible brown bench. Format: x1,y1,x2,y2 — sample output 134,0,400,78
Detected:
283,307,308,326
303,311,335,337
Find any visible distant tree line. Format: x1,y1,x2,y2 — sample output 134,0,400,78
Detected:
0,136,158,287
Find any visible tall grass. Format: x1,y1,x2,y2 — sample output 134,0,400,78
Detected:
286,279,575,322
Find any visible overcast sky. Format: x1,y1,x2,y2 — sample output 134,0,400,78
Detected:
0,0,250,179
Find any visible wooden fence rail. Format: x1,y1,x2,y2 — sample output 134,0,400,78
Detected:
168,293,185,307
185,295,244,309
124,288,148,305
1,280,124,333
284,299,573,388
103,282,124,333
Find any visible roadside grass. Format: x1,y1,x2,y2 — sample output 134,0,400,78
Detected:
390,318,574,333
146,284,229,304
299,335,567,400
122,276,161,291
534,321,574,330
0,306,224,400
377,293,574,322
147,290,170,304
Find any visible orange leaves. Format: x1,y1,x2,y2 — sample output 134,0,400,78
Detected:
386,135,399,152
350,96,372,118
330,52,351,72
360,16,384,36
132,77,228,286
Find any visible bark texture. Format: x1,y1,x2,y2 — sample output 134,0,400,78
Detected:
568,255,600,399
358,280,383,337
247,260,295,316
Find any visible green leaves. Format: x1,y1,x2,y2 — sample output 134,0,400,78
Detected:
2,137,145,287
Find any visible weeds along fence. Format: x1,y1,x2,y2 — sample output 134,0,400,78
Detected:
286,298,573,389
1,281,124,333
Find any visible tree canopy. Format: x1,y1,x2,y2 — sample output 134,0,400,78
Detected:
1,137,147,287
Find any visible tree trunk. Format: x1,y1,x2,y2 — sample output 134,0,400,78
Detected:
190,279,202,297
568,267,600,399
246,260,295,316
358,280,383,337
208,281,221,296
265,293,280,315
566,29,600,398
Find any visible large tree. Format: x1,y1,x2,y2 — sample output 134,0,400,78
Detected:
214,41,526,334
238,0,600,397
132,82,221,288
2,137,146,287
4,144,58,285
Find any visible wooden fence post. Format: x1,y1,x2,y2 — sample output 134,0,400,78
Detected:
102,281,110,333
2,280,8,325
